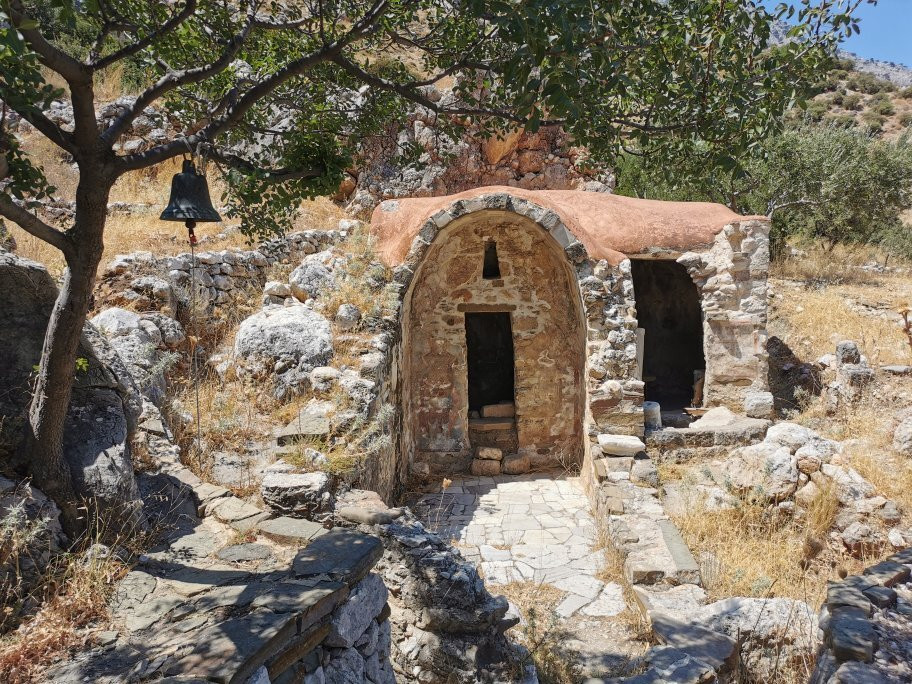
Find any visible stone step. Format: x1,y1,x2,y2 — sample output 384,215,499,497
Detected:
468,417,516,432
622,515,701,587
481,402,515,418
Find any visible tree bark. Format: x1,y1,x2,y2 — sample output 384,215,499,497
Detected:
27,168,112,535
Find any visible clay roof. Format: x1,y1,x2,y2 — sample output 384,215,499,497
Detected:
369,186,767,266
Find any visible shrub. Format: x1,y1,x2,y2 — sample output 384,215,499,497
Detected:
830,92,844,106
842,93,863,111
805,100,829,122
900,86,912,99
824,113,856,129
860,110,886,132
899,112,912,128
871,98,896,116
847,72,894,94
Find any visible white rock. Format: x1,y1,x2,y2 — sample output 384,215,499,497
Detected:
764,422,816,453
893,417,912,456
743,390,774,419
325,573,388,648
263,280,291,297
335,303,362,331
596,434,645,456
720,442,798,502
90,308,145,338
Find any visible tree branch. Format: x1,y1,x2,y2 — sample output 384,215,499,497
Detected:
0,99,75,154
0,195,73,258
92,0,198,70
115,0,393,173
208,147,325,181
8,0,90,84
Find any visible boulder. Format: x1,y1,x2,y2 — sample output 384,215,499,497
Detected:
260,471,334,521
893,416,912,456
335,304,362,331
719,442,798,502
743,390,774,419
689,597,816,680
233,303,333,396
0,254,142,517
764,422,815,453
289,252,335,301
91,308,169,405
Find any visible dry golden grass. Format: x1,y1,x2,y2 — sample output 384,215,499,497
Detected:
672,501,861,607
769,275,912,367
497,581,582,684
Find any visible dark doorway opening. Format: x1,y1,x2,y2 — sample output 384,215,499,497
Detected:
631,259,705,410
465,312,515,411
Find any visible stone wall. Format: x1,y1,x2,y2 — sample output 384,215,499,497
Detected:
810,549,912,683
99,229,343,316
677,219,771,413
402,209,587,474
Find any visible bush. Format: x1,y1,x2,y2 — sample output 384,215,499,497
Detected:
847,72,894,94
843,93,863,111
871,98,896,116
805,100,829,122
824,113,856,129
900,86,912,99
830,92,844,106
860,110,886,132
899,112,912,128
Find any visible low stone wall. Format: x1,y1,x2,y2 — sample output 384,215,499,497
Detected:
810,549,912,683
99,229,343,314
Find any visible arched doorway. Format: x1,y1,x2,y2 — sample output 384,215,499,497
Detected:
401,207,587,477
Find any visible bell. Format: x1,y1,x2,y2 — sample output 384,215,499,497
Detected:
160,159,222,227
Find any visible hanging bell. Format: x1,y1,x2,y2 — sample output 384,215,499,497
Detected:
160,159,222,227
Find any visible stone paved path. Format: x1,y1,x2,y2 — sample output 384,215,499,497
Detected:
414,472,628,622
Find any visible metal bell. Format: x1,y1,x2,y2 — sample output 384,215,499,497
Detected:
160,159,222,226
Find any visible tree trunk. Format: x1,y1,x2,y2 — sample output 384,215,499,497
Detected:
27,172,111,536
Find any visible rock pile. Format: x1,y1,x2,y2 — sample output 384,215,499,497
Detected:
819,340,875,412
661,420,906,556
811,550,912,683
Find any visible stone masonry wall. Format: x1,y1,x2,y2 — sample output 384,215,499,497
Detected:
403,209,587,475
678,219,771,412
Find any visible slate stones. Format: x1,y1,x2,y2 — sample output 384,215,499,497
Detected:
261,471,334,520
257,516,326,546
293,529,383,585
650,612,738,673
217,543,273,563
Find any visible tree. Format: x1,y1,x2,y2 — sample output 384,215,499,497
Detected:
615,123,912,258
0,0,864,530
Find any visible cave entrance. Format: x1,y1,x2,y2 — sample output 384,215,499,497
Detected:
631,259,705,410
465,312,515,411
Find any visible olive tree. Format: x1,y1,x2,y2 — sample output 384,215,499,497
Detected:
0,0,864,529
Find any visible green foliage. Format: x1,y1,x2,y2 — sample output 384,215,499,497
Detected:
842,92,863,110
899,112,912,128
615,126,912,259
860,110,886,131
1,0,865,239
870,97,896,116
901,86,912,100
74,357,88,374
847,71,894,94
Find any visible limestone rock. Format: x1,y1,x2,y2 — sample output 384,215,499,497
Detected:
596,433,646,456
893,416,912,456
233,303,333,395
689,597,815,680
326,573,388,648
470,458,501,476
764,422,815,453
501,453,531,475
289,253,335,301
0,254,142,517
310,366,341,392
841,521,881,556
261,471,334,521
744,390,774,419
263,280,291,297
335,304,362,331
719,442,797,502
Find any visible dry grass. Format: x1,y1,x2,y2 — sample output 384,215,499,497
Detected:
317,228,391,325
497,581,582,684
769,276,912,367
0,507,147,683
672,500,862,607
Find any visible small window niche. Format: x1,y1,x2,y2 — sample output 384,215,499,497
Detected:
482,240,501,279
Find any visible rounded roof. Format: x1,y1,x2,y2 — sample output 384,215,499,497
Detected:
369,186,766,266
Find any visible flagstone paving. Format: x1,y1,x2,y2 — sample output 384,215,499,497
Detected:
414,472,627,621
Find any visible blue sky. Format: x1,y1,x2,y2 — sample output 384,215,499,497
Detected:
841,0,912,66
